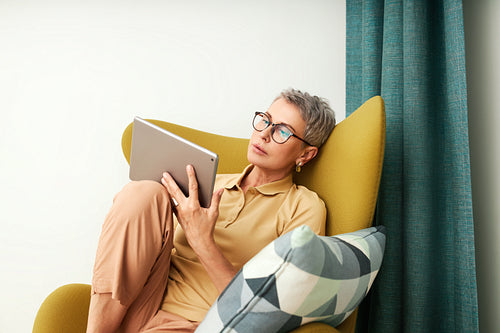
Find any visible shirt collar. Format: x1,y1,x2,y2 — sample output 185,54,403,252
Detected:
224,164,294,195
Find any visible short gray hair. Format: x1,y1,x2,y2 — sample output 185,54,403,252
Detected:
276,88,336,147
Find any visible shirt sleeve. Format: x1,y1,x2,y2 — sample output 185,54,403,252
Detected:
279,185,327,236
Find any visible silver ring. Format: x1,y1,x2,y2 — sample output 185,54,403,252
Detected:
171,197,179,207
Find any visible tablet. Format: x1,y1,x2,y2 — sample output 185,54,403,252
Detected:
129,117,219,208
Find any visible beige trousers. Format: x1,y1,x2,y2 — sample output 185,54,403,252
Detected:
91,181,199,333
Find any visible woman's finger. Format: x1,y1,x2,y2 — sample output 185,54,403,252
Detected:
209,188,224,214
161,172,186,202
186,165,199,201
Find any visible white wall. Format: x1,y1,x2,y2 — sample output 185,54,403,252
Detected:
0,1,345,332
464,1,500,332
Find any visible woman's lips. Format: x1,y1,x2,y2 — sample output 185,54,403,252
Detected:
252,144,267,155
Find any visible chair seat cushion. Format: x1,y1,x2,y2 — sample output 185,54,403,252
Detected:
196,225,386,333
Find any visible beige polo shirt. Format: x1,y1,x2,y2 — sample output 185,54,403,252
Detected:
161,165,326,322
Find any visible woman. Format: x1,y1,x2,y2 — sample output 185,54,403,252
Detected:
87,89,336,333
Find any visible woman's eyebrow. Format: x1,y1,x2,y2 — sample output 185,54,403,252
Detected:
264,112,297,132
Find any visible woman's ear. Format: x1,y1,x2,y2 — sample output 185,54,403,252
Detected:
298,146,318,166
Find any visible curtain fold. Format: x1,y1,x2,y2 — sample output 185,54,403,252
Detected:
346,1,479,332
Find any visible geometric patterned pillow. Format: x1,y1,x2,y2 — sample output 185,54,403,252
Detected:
195,225,386,333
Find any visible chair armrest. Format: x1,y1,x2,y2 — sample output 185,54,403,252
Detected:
289,322,340,333
33,283,91,333
288,309,357,333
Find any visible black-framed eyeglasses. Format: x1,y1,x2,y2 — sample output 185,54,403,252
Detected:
252,112,313,146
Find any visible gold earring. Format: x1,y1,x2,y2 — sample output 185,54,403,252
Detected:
295,162,302,173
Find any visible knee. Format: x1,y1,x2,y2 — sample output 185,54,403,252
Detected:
114,181,171,214
122,180,166,197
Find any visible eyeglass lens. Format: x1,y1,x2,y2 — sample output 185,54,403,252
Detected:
252,113,293,144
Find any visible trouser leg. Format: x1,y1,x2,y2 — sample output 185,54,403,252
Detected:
89,180,175,333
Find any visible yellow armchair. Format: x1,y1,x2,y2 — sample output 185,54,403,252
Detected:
33,96,385,333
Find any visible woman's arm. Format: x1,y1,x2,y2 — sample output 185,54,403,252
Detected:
161,165,237,293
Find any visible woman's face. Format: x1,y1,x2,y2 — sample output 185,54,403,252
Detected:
247,98,314,177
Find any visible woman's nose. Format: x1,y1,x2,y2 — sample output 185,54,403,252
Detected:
259,125,273,142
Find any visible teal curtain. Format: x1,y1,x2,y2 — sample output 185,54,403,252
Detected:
346,1,479,332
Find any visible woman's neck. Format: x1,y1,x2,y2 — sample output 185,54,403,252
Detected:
240,166,291,193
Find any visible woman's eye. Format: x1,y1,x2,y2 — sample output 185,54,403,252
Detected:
278,127,291,139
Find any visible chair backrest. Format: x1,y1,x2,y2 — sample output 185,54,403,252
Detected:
121,96,385,237
295,95,385,235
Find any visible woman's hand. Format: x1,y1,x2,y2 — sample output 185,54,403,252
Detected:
161,164,223,251
161,165,237,292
